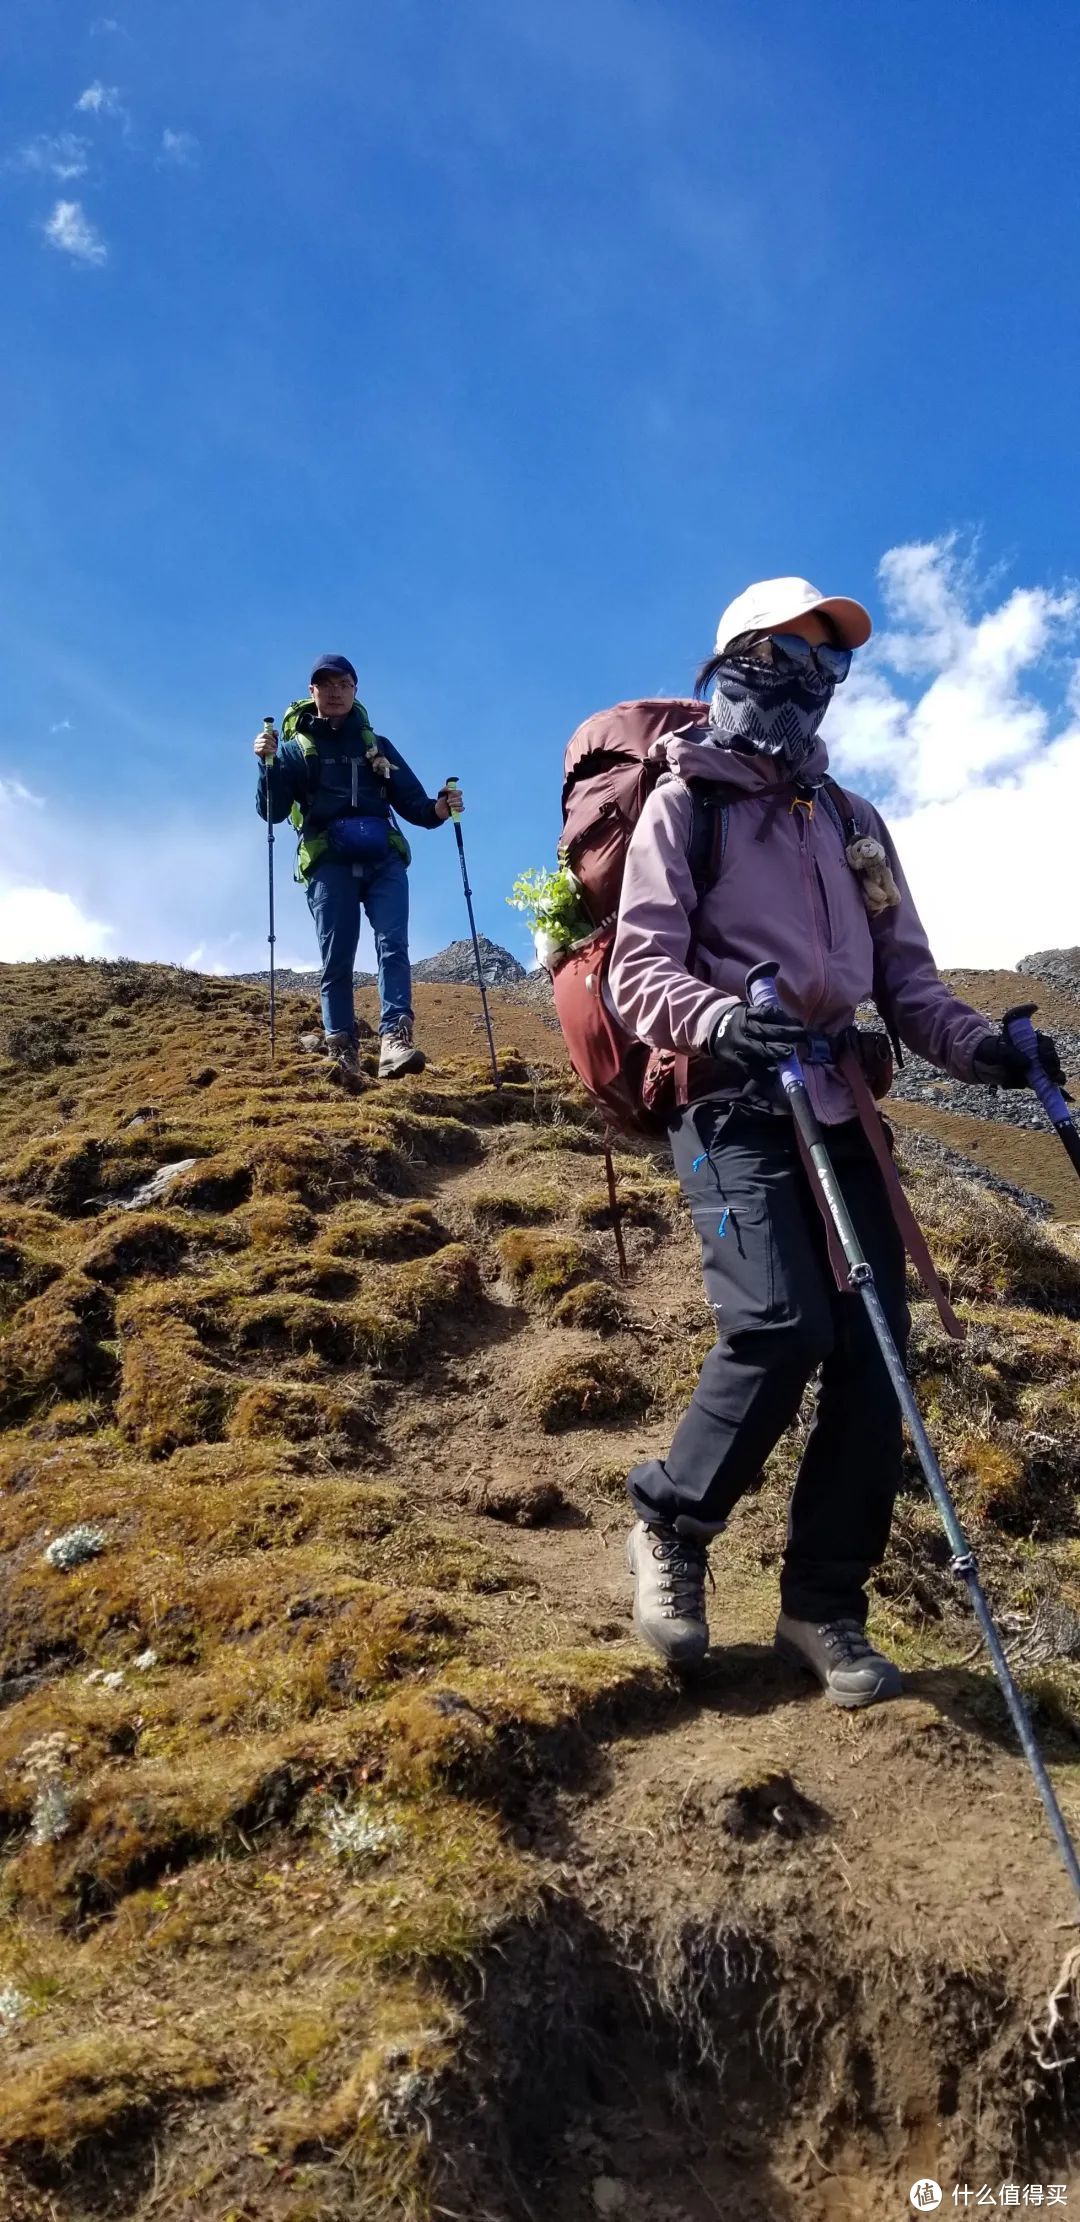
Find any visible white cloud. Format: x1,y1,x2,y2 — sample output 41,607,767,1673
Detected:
91,16,122,32
75,81,122,116
0,779,108,958
43,200,108,266
0,888,112,962
159,128,199,167
827,536,1080,966
10,133,89,181
49,720,72,734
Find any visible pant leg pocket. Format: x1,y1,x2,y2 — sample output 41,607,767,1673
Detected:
689,1194,778,1330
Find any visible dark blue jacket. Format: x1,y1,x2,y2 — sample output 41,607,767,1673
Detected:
256,704,442,848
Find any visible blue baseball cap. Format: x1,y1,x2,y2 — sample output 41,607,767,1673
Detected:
310,653,357,685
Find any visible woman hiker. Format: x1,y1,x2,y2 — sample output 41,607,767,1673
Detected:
254,654,463,1079
610,576,1066,1706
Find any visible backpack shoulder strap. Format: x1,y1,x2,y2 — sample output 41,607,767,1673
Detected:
819,774,860,845
819,776,905,1067
686,781,731,901
281,697,316,745
683,780,732,974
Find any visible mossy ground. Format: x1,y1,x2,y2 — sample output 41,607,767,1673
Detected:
1,960,1080,2217
0,964,668,2218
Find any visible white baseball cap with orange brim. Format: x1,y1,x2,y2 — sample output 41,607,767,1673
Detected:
714,576,873,656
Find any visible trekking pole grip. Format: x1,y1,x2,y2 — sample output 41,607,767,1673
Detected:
744,960,809,1108
262,715,277,761
1003,1001,1080,1184
1003,1002,1073,1127
745,960,782,1010
444,775,463,821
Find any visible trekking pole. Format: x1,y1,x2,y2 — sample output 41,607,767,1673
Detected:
1002,1003,1080,1185
444,777,500,1091
262,716,277,1065
747,958,1080,1912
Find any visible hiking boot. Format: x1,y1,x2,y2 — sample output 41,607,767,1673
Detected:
775,1613,902,1709
378,1021,426,1079
626,1517,717,1671
325,1032,361,1076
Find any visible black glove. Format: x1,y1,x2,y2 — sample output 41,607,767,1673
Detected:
971,1028,1068,1091
707,1001,810,1086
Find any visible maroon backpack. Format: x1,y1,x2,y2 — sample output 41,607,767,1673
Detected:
551,699,721,1134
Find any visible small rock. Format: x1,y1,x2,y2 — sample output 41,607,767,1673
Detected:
44,1524,106,1570
592,2177,629,2217
118,1159,199,1212
30,1779,71,1846
0,1985,29,2030
132,1648,158,1672
432,1689,478,1719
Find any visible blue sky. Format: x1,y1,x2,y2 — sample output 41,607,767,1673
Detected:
2,0,1079,975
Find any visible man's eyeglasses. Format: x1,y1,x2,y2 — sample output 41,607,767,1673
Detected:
737,632,852,685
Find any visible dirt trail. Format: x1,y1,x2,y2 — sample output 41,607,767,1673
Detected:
475,1508,1080,2218
371,1078,1080,2216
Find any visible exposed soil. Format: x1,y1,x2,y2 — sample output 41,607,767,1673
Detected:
890,1099,1080,1220
0,959,1079,2221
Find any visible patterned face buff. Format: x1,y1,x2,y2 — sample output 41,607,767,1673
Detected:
707,650,835,772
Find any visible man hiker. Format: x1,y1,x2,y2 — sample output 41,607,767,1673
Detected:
610,576,1066,1705
254,655,463,1079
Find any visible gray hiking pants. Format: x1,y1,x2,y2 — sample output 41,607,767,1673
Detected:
626,1101,910,1625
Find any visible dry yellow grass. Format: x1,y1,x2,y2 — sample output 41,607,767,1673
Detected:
0,960,667,2216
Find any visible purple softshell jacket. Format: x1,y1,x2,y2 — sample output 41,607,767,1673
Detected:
608,725,990,1126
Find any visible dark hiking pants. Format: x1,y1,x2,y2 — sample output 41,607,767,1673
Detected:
626,1100,910,1626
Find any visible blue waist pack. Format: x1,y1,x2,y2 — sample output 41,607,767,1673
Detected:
326,815,391,865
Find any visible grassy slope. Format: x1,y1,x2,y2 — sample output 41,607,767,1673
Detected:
0,960,1079,2219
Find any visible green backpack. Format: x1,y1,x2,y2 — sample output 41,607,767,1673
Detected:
280,698,412,881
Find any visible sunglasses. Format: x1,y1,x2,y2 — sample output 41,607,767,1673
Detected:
740,632,852,684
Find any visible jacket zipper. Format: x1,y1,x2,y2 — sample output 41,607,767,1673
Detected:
351,757,358,809
796,810,828,1025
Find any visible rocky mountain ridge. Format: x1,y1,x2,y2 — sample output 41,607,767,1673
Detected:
234,933,525,994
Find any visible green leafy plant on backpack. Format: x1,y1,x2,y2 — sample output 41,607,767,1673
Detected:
507,865,594,970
